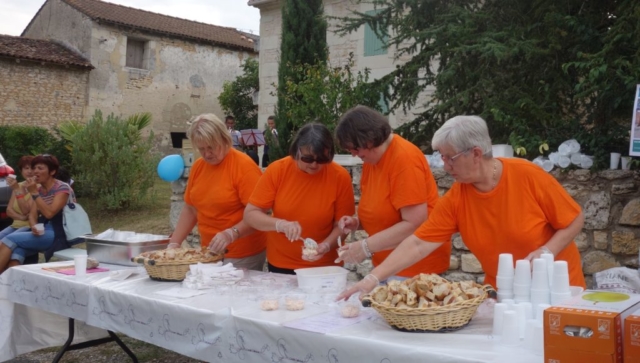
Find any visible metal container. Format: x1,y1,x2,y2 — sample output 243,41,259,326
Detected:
85,235,169,266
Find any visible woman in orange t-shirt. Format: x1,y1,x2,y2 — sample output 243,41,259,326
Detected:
338,115,586,300
244,123,355,274
167,114,266,271
333,106,446,278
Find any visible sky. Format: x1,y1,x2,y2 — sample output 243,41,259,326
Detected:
0,0,261,36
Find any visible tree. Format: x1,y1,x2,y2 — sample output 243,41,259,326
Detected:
272,0,328,160
337,0,639,168
218,58,259,131
277,54,386,135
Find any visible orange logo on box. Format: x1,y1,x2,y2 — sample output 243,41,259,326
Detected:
549,314,561,329
632,324,640,342
598,319,610,335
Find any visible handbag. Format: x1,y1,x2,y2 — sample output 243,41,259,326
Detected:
63,190,92,241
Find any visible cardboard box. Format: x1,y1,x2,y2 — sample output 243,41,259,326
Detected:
624,307,640,363
544,290,640,363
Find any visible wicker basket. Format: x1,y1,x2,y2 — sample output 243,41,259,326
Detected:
132,254,224,282
362,285,491,332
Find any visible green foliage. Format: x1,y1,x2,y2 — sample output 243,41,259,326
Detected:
273,54,386,150
336,0,638,169
71,110,158,211
59,112,152,150
0,125,71,173
218,58,259,131
273,0,328,160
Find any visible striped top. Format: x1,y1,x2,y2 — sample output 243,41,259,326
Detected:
38,179,71,207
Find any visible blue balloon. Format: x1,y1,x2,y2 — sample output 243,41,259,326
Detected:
157,155,185,182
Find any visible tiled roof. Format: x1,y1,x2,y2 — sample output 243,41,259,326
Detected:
0,34,93,69
60,0,257,52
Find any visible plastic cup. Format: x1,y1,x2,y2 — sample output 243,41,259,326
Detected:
34,223,45,235
535,303,550,321
530,289,550,307
514,303,527,339
492,303,508,336
541,253,554,286
501,311,521,346
570,153,583,165
551,291,572,305
610,152,621,169
531,320,544,355
558,142,572,156
569,286,584,297
542,159,554,172
567,139,581,154
6,174,16,180
523,319,537,350
549,152,560,165
580,155,594,169
621,156,631,170
521,302,533,320
74,255,88,278
514,260,531,286
497,253,514,277
557,155,571,168
502,299,516,311
497,291,514,302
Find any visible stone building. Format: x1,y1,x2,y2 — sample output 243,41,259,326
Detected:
249,0,432,130
21,0,257,151
0,35,93,128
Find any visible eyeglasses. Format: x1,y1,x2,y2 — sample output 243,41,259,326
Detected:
440,148,471,165
297,149,332,164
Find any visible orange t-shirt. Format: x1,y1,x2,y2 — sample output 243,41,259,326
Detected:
185,149,265,258
414,158,586,289
359,134,446,277
248,157,355,270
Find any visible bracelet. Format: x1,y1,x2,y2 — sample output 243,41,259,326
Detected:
539,246,554,257
231,227,240,237
364,273,380,285
361,239,373,258
16,194,24,199
224,229,235,242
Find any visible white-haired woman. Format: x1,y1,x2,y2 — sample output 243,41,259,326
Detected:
167,114,266,271
338,115,586,299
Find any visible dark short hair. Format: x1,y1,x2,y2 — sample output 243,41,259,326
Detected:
17,155,34,170
335,105,391,149
225,115,235,122
31,154,60,176
267,115,275,121
289,123,335,160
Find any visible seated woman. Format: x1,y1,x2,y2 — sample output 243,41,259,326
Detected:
0,154,70,272
168,113,266,271
0,156,35,241
338,115,586,300
243,123,355,274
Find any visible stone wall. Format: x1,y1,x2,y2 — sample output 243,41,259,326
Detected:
0,58,90,128
170,161,640,287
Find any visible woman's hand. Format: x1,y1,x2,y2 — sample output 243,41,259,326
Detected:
166,242,181,249
301,241,331,261
338,215,359,234
208,229,235,254
30,225,40,236
25,177,38,194
334,240,368,264
276,220,302,241
336,274,379,301
7,177,19,191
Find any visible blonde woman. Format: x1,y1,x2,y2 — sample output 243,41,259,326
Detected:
168,114,266,270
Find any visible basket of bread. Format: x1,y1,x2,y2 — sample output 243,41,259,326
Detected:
132,247,224,281
362,273,491,332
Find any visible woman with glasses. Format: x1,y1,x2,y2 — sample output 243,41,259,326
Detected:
0,154,71,272
168,114,266,271
333,106,447,279
244,123,355,274
338,115,586,300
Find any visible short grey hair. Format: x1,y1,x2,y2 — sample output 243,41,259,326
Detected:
432,115,493,157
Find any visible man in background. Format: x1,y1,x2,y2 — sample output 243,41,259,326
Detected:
262,115,278,167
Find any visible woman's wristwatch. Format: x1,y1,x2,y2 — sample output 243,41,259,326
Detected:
31,193,40,200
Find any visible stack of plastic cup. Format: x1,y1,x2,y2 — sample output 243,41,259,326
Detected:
513,260,531,303
550,261,572,305
501,311,521,346
492,302,508,336
530,259,550,308
535,303,550,321
541,253,554,287
496,253,514,301
514,303,528,339
523,319,538,350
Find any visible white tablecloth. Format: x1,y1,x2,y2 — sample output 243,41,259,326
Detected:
0,262,543,363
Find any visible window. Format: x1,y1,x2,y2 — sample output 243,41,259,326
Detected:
126,38,145,69
364,9,388,57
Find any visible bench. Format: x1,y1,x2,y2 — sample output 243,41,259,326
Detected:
52,247,87,261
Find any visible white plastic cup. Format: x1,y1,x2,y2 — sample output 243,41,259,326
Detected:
6,174,16,180
496,275,514,290
523,319,537,350
492,303,508,336
567,139,581,154
610,152,621,169
521,302,533,320
514,260,531,286
502,299,516,311
74,255,88,277
530,289,550,307
535,303,550,321
570,153,583,165
558,142,572,156
542,159,554,172
34,223,45,235
497,291,514,303
531,259,549,290
569,286,584,297
541,253,554,286
497,253,514,277
621,156,631,170
501,311,521,346
557,155,571,168
580,155,594,169
549,152,560,165
551,261,570,293
551,291,572,305
531,320,544,355
514,303,527,339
